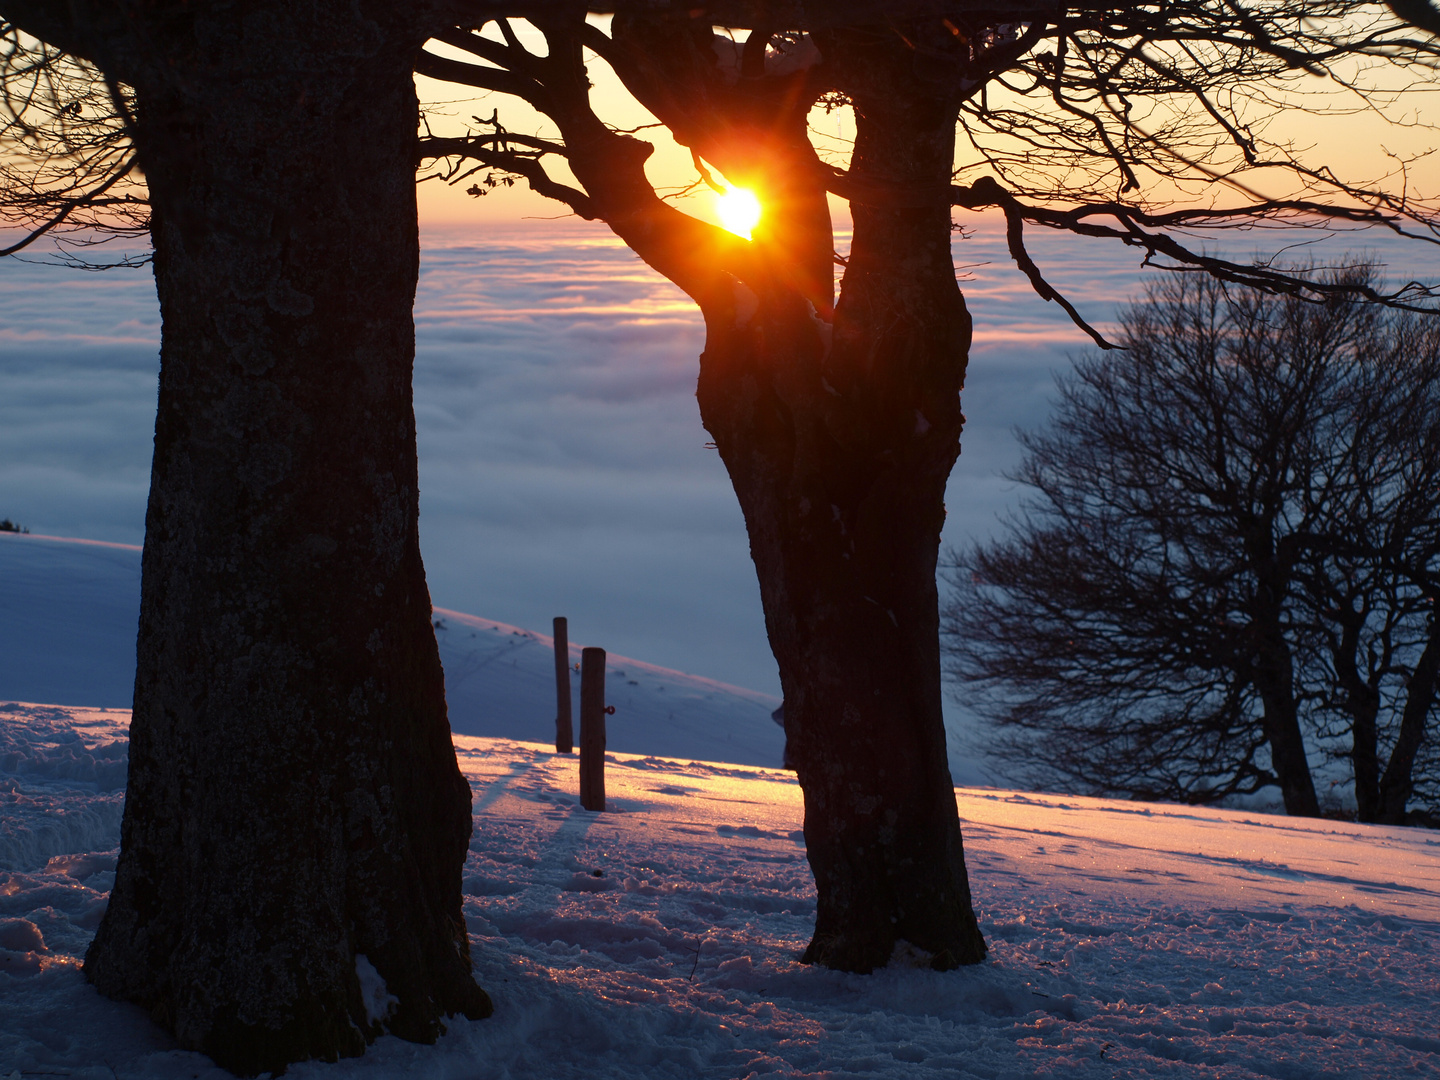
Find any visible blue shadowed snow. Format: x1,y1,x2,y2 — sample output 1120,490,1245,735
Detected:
0,531,785,769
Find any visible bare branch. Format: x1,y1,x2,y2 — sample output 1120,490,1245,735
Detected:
0,148,135,255
0,24,147,263
948,175,1440,337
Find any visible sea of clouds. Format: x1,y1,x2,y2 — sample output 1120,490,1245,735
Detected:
1,214,1424,763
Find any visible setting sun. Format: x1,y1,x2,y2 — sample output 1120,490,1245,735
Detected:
715,187,762,239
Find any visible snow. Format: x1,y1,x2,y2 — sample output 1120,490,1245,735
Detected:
435,608,783,767
0,532,142,710
2,707,1438,1078
2,536,1439,1077
0,530,785,768
354,955,400,1027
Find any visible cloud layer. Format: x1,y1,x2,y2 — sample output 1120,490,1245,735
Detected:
5,216,1423,766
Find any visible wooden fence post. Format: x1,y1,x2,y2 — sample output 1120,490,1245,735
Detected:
553,616,573,753
579,646,607,811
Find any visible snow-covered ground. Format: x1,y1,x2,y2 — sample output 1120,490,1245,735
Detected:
4,539,1440,1076
0,530,786,769
3,701,1439,1078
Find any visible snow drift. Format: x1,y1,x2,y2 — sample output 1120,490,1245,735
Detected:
0,530,785,766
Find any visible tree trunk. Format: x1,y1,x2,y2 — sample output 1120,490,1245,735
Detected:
79,8,490,1074
1251,658,1322,816
696,73,985,973
1377,609,1440,824
484,15,986,974
1246,569,1321,816
1329,608,1383,820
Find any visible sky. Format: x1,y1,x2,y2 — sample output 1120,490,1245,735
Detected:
2,212,1436,759
0,216,1153,702
412,18,1440,229
6,22,1440,748
3,209,1414,800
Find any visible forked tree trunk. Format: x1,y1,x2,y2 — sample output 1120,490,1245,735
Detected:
696,81,985,972
473,15,987,974
77,7,490,1074
1333,619,1384,821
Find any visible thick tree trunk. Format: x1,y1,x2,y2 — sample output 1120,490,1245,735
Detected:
492,14,985,974
696,77,985,973
1253,672,1322,816
80,8,490,1074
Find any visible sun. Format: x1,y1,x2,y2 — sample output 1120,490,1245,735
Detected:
715,187,762,239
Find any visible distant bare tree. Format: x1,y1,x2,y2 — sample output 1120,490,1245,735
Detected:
943,270,1440,823
1294,332,1440,823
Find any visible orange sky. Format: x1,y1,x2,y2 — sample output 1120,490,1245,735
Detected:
415,24,1440,234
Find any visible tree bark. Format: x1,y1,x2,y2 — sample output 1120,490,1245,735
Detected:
1327,604,1383,820
696,52,985,972
1243,536,1322,816
65,5,490,1074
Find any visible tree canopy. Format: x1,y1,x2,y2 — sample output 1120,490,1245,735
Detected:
944,270,1440,823
414,1,1440,340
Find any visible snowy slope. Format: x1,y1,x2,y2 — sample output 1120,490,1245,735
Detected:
2,703,1438,1078
0,532,142,709
0,531,785,767
436,608,783,765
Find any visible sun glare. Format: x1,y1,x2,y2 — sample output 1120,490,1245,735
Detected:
715,188,762,239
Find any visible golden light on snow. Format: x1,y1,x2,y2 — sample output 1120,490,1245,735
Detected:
715,187,762,240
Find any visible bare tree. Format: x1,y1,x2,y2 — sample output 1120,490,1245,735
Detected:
943,271,1440,823
1294,333,1440,823
1,2,492,1073
414,2,1440,966
421,14,991,973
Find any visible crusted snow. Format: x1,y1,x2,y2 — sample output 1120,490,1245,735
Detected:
1,705,1437,1078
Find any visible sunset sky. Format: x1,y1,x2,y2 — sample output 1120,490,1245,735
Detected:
4,20,1440,725
413,19,1440,229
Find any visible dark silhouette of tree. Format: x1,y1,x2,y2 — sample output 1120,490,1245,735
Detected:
1291,321,1440,823
943,271,1440,823
422,14,991,973
413,1,1440,968
1,2,490,1073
